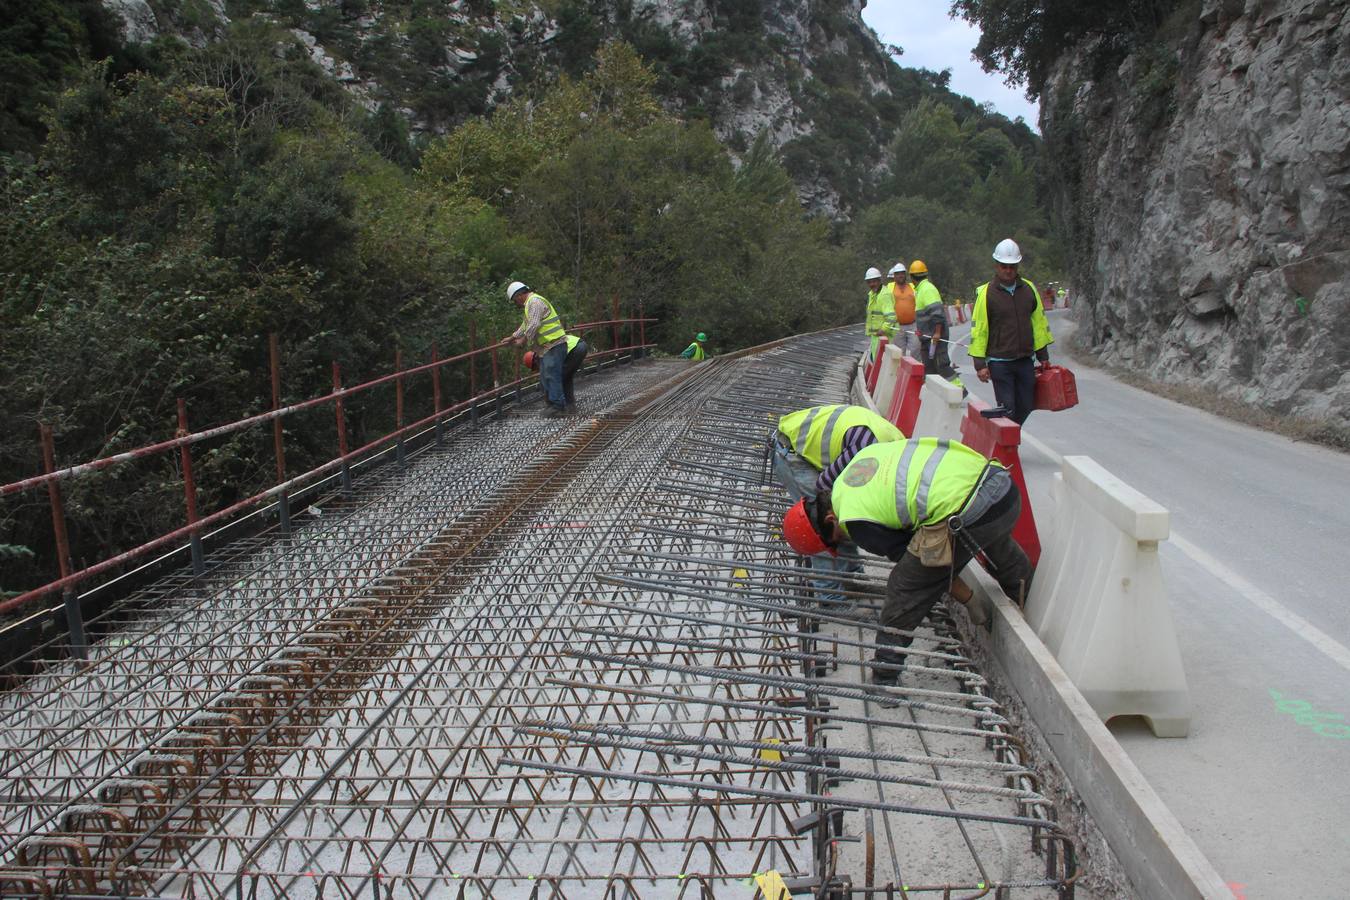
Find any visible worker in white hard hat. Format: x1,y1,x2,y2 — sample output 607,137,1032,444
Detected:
863,267,895,359
504,280,571,417
888,263,919,357
969,239,1054,424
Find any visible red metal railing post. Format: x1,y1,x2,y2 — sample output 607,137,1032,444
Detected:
394,349,407,467
638,301,646,359
431,343,444,445
513,346,523,405
40,424,87,658
468,318,480,426
334,362,352,493
611,292,620,355
177,399,206,579
269,335,291,534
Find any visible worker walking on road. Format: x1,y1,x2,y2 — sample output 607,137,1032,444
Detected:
864,267,896,360
910,260,950,375
969,239,1054,425
505,281,571,417
782,439,1031,685
525,333,589,413
680,332,709,360
772,404,902,603
889,263,918,357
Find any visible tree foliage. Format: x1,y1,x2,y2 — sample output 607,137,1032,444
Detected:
950,0,1180,98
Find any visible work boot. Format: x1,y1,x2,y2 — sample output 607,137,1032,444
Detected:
543,405,568,418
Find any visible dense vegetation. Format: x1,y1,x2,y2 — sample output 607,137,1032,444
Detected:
0,5,1058,596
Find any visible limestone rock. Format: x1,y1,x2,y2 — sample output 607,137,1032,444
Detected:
1045,0,1350,423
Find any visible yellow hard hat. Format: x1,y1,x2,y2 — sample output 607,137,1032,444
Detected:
909,260,928,276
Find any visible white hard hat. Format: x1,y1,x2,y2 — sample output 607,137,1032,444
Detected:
506,280,529,300
992,239,1022,264
888,263,906,276
864,267,883,280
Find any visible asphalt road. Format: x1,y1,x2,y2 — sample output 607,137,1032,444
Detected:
943,308,1350,899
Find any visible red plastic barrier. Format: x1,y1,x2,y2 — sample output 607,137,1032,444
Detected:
959,398,1041,566
887,355,926,437
865,336,888,394
956,303,967,324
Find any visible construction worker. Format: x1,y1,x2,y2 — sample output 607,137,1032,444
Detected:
969,239,1054,425
771,404,902,603
525,333,589,412
781,439,1031,685
910,260,951,376
680,332,708,360
863,267,895,359
889,263,918,357
505,280,570,417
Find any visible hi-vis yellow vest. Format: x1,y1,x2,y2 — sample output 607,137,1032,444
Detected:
777,405,902,469
831,439,997,536
865,289,897,338
969,278,1053,359
521,293,568,348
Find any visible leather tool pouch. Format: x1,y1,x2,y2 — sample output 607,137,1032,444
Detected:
909,521,954,568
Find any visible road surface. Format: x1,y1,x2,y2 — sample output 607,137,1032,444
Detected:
943,308,1350,899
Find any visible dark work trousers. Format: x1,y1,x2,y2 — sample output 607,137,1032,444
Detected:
916,306,953,377
538,342,568,411
562,339,588,407
988,356,1037,424
874,484,1032,670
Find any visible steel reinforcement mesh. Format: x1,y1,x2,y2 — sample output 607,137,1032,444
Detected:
0,336,1078,899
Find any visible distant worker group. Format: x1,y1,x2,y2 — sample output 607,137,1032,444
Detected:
863,239,1055,418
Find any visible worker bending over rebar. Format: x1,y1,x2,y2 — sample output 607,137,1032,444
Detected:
782,439,1031,687
771,404,900,604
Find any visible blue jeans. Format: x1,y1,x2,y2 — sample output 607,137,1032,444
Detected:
770,436,863,603
538,343,567,410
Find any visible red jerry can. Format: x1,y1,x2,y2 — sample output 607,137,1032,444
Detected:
1034,365,1078,412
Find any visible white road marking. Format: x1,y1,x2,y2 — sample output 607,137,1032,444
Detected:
1019,429,1350,675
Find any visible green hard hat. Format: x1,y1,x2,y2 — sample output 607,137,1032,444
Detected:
696,332,707,342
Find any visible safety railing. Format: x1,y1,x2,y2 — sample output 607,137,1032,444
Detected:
1,316,655,652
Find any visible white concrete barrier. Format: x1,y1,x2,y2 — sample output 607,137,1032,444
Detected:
870,345,902,416
909,375,964,441
1026,456,1191,737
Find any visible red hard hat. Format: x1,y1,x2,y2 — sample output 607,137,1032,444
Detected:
782,498,833,557
523,350,538,370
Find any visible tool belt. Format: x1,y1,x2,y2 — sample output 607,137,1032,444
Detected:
907,463,1006,569
909,521,954,568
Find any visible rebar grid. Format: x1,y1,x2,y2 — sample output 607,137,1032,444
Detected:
0,334,1078,899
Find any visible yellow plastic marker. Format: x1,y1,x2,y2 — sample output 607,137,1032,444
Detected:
733,568,749,579
755,870,791,900
758,738,783,762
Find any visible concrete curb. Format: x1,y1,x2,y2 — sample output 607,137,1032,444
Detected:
964,566,1231,900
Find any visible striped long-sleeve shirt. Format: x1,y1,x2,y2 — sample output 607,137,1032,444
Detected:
814,425,879,496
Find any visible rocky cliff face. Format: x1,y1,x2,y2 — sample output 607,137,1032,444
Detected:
102,0,909,218
1043,0,1350,423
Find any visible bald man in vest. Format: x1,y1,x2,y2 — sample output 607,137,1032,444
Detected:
505,280,570,417
771,404,903,604
782,439,1031,685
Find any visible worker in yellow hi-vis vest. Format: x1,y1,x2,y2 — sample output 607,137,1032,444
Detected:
505,280,570,417
770,404,902,604
781,439,1030,686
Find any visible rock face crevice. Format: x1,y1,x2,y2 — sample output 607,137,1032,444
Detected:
1044,0,1350,421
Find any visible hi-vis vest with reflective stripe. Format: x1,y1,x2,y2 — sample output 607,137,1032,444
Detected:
865,289,896,337
777,405,902,470
683,341,706,361
521,293,568,348
565,334,581,353
831,439,998,537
